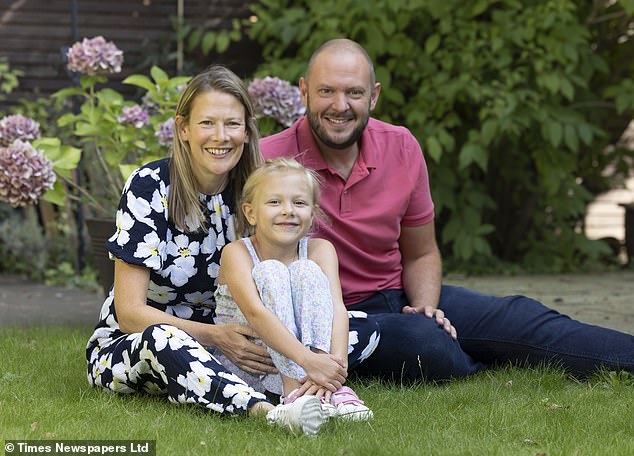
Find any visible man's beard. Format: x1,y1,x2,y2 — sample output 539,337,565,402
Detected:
306,96,370,150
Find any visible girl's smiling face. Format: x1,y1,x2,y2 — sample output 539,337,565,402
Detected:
243,171,315,248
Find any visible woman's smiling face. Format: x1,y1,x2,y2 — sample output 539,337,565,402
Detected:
179,89,247,194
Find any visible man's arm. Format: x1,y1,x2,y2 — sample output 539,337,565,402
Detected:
399,222,457,339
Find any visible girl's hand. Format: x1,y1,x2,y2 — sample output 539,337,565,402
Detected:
293,379,332,402
302,352,347,392
212,324,277,375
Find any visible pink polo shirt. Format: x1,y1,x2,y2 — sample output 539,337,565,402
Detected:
261,117,434,305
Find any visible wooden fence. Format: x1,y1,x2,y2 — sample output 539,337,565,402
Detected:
0,0,261,109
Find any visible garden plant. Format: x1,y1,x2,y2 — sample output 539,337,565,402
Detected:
189,0,634,273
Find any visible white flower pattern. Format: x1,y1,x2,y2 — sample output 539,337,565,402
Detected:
86,159,379,418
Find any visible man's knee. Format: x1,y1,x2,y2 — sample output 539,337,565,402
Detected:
360,315,481,381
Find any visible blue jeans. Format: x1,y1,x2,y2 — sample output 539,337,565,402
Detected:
347,286,634,381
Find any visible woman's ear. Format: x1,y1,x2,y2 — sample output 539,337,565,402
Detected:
176,115,189,141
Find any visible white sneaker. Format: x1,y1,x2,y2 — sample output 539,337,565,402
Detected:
266,395,327,435
282,389,338,420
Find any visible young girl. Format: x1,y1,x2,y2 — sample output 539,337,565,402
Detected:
214,158,373,421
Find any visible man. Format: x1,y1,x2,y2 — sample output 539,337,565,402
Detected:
261,38,634,381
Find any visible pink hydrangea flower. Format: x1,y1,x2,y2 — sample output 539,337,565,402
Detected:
67,36,124,76
155,118,175,148
0,114,41,147
0,140,56,207
118,105,150,128
248,77,306,127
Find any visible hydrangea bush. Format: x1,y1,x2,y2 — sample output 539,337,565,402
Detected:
0,139,56,207
66,36,124,76
248,76,305,128
52,37,189,216
0,114,41,146
4,35,300,217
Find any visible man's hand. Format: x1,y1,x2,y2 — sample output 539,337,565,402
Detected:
402,305,457,340
212,324,277,375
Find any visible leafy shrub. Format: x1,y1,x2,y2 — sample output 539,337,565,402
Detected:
209,0,634,271
0,210,48,280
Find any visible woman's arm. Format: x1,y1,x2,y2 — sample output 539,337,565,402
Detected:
113,259,276,375
219,242,347,391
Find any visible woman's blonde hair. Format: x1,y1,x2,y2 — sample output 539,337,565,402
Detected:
237,157,326,237
169,65,262,232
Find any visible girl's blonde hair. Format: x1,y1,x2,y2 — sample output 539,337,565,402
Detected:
169,65,262,232
237,157,326,236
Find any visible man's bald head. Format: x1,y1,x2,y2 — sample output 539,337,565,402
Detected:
305,39,376,86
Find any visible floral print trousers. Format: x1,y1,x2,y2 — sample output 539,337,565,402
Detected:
214,259,334,394
86,317,268,416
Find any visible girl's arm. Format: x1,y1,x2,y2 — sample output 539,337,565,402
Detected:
308,238,349,367
113,259,275,375
219,241,347,392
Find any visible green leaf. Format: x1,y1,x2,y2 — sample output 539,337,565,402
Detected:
97,88,124,106
577,123,593,145
166,76,192,89
52,146,82,170
564,124,579,152
150,66,169,84
459,143,488,171
201,32,216,55
52,87,84,100
426,136,443,162
119,164,138,181
559,78,574,100
34,138,82,171
42,180,67,206
544,121,562,148
425,34,441,55
481,119,497,145
621,0,634,15
216,33,231,53
75,122,103,136
57,113,76,127
187,28,202,51
123,75,156,92
471,0,488,16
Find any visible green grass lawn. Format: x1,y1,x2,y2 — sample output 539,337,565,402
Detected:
1,326,633,455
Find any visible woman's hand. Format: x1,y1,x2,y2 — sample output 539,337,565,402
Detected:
301,352,347,392
211,324,277,375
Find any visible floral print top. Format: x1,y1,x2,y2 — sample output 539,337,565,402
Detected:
90,158,237,339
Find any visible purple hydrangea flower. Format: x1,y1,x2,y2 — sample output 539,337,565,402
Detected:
248,77,306,127
67,36,124,76
0,114,41,147
141,93,160,116
0,140,56,207
118,105,150,128
155,118,175,148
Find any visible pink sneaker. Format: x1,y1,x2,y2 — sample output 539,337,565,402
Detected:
331,386,373,421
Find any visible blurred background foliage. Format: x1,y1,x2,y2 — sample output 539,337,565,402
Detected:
2,0,634,284
185,0,634,273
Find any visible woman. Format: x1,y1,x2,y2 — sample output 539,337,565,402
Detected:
85,66,328,435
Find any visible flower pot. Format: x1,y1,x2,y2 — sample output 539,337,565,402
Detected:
85,217,115,295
